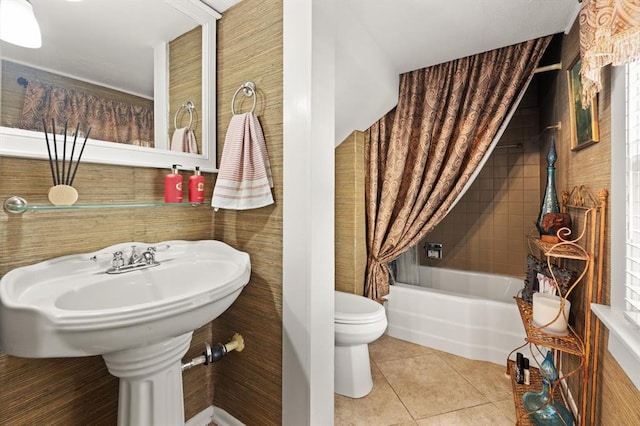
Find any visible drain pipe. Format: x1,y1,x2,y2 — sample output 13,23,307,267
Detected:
182,333,245,372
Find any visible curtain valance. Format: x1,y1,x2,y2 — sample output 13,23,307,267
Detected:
580,0,640,105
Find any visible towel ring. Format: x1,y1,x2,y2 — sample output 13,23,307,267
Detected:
174,101,195,130
231,81,256,115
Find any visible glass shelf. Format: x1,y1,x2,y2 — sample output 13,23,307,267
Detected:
3,196,210,214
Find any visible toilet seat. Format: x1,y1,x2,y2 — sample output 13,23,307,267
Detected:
335,291,386,325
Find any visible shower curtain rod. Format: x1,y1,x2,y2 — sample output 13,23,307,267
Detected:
495,143,522,149
533,63,562,74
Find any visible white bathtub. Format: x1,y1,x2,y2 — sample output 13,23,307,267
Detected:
385,266,529,365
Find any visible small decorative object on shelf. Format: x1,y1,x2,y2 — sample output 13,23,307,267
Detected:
522,351,574,426
42,119,91,206
522,254,576,304
536,135,560,238
540,212,572,244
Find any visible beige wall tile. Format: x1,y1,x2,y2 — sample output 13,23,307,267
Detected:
422,106,540,276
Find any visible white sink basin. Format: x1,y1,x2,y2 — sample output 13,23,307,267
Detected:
0,240,251,358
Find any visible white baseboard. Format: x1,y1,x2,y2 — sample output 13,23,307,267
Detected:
185,405,245,426
186,406,214,426
212,406,246,426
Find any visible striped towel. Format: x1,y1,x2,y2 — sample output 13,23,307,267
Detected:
211,112,274,210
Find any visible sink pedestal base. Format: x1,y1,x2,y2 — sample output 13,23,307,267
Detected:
103,332,193,426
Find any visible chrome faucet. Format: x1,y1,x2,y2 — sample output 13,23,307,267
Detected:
107,245,161,274
127,246,143,265
91,244,168,274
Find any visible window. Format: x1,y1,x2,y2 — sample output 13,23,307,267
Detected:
592,62,640,391
626,61,640,329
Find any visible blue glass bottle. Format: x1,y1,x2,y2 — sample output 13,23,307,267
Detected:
522,351,574,426
536,135,560,236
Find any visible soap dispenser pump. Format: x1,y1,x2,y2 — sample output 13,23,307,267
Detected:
188,166,205,203
165,164,183,203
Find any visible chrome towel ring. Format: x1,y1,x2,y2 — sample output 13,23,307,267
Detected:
231,81,256,115
174,101,195,130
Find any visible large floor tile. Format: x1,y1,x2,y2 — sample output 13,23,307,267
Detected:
415,402,514,425
335,364,414,426
492,398,517,423
370,334,434,363
376,353,489,419
436,351,512,401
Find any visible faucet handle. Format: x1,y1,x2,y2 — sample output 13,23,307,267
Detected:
142,248,156,264
112,251,125,268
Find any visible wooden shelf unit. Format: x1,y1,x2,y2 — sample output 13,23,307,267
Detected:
508,186,607,426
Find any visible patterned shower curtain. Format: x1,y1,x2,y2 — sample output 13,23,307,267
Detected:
20,80,154,146
364,37,551,302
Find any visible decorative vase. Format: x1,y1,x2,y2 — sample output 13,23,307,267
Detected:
522,350,574,426
536,135,560,236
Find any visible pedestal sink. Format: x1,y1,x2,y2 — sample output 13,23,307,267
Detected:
0,240,251,425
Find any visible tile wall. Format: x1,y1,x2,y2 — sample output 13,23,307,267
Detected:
422,91,541,278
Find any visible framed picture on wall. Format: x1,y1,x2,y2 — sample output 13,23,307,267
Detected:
567,56,600,151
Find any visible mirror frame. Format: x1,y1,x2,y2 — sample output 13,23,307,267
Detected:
0,0,220,173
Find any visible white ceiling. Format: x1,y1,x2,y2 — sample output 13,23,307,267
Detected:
342,0,579,75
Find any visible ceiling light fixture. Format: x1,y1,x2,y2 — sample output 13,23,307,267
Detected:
0,0,42,48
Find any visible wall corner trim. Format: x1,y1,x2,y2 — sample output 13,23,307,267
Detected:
185,405,245,426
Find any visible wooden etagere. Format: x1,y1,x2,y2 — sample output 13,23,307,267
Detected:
508,186,607,426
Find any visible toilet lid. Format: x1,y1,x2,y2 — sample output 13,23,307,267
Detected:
334,291,386,325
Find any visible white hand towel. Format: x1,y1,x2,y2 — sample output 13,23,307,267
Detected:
186,129,198,154
211,112,274,210
171,127,187,151
170,127,199,154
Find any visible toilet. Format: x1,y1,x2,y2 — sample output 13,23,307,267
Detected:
334,290,388,398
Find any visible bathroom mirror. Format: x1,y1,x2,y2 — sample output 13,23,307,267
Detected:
0,0,220,172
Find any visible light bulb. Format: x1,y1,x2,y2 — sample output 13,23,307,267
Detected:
0,0,42,49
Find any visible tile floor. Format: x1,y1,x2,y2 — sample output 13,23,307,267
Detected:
334,335,516,425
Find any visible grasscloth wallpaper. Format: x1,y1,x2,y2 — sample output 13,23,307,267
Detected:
0,0,283,424
335,131,367,296
210,0,283,424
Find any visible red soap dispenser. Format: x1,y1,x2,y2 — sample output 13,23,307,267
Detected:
188,166,205,203
164,164,183,203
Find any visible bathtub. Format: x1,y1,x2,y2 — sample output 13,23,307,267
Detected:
385,265,529,365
